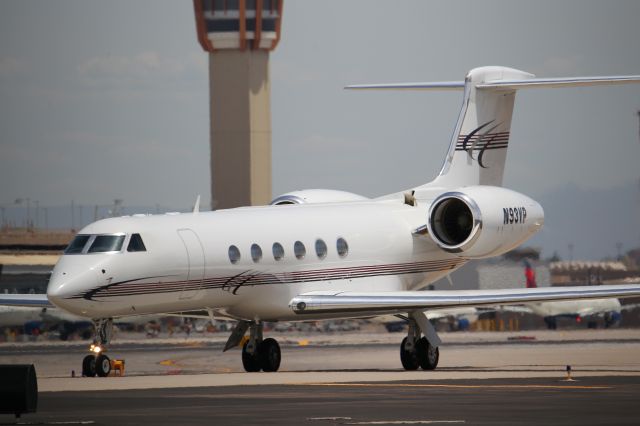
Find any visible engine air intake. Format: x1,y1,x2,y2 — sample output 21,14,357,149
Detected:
430,198,474,246
427,192,482,253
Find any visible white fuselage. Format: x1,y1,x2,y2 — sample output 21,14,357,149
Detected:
47,200,482,321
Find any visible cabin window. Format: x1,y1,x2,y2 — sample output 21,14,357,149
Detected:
228,245,241,264
315,239,327,260
251,244,262,263
88,235,125,253
294,241,306,260
272,242,284,261
65,235,90,254
127,233,147,252
336,237,349,258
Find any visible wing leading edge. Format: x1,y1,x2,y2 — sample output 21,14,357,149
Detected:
0,294,54,308
289,285,640,316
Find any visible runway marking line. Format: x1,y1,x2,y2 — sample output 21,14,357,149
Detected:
308,417,353,421
297,383,612,390
343,421,465,425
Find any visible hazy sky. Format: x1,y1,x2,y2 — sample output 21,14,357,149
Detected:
1,1,639,259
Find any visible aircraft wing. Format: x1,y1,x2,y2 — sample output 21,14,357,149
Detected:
0,294,54,308
622,303,640,312
290,284,640,316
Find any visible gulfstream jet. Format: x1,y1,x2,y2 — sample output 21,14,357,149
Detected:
3,66,640,377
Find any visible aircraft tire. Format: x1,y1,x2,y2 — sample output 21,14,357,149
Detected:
95,354,111,377
416,337,439,370
242,341,261,372
400,337,419,371
82,355,96,377
544,317,557,330
258,338,281,372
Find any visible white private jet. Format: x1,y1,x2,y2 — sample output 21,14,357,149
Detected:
502,298,624,329
3,66,640,377
0,305,159,340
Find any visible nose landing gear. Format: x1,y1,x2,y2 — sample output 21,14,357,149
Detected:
81,318,113,377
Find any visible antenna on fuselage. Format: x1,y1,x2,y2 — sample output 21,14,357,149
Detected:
446,274,454,287
193,195,201,214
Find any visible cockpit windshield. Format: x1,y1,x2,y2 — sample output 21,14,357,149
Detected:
64,235,91,254
64,233,144,255
88,235,125,253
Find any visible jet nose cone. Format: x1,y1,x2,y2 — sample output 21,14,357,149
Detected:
46,272,75,307
46,278,68,300
47,260,98,313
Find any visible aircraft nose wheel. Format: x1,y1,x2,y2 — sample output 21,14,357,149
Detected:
95,354,112,377
81,318,114,378
82,355,96,377
81,353,112,377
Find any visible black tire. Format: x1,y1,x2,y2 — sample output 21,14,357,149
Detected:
258,338,281,372
544,317,557,330
416,337,439,370
400,337,419,370
242,341,261,372
82,354,96,377
95,354,111,377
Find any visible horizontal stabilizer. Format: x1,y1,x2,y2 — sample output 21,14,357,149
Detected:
290,284,640,315
346,76,640,92
345,81,465,91
0,293,53,308
478,75,640,90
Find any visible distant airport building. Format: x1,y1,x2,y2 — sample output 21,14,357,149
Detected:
433,258,551,290
193,0,283,209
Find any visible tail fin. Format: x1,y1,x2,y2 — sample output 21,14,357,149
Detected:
434,66,532,187
347,66,640,188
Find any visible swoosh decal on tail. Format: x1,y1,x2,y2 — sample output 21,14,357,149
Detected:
462,120,494,152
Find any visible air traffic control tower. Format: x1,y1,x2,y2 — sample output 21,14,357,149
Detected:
193,0,283,209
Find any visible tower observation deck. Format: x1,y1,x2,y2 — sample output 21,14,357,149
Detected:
193,0,283,209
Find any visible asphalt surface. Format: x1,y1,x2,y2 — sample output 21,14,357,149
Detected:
1,377,638,425
1,331,640,424
3,329,640,378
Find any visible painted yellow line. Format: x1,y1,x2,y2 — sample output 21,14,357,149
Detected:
297,383,612,390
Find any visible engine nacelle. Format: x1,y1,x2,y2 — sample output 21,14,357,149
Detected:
426,186,544,259
270,189,368,205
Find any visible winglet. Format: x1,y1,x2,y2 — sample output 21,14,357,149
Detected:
193,195,201,214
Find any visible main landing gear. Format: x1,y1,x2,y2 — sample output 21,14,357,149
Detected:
225,321,281,372
81,318,114,377
399,312,440,371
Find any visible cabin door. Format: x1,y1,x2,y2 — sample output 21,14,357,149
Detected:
177,229,205,300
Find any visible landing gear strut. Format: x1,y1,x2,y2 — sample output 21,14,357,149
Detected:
226,321,281,372
82,318,113,377
399,313,439,371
